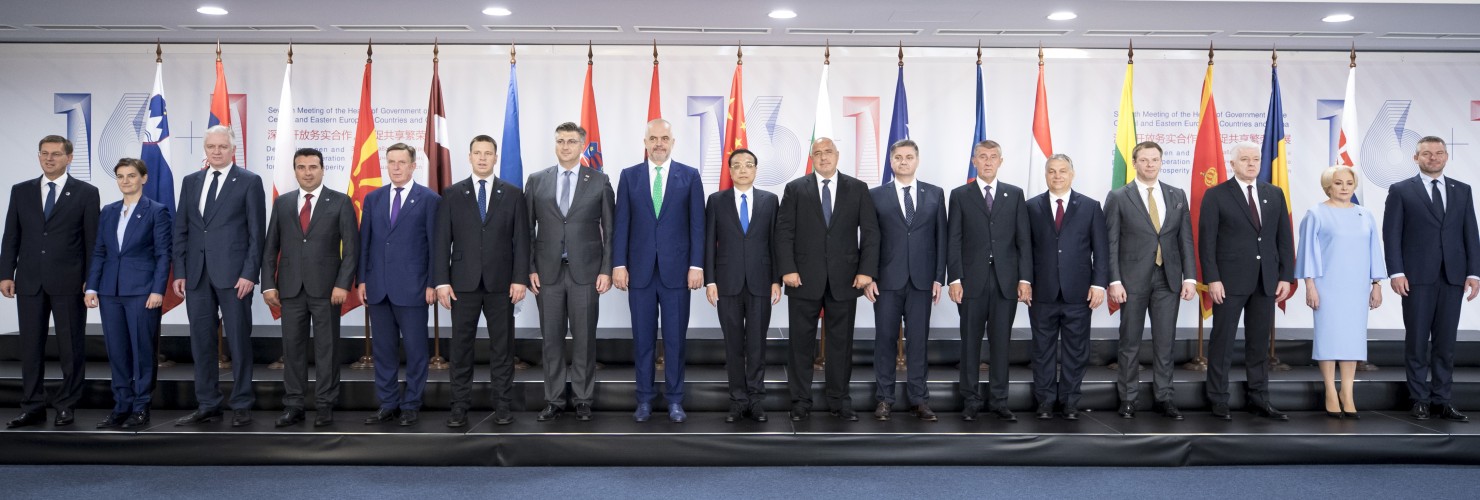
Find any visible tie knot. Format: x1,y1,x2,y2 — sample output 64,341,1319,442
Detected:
1147,186,1154,195
47,181,56,189
741,193,747,200
305,193,313,201
1434,179,1441,187
479,179,487,187
823,179,830,186
213,171,221,179
1057,198,1063,207
394,187,403,194
564,170,572,178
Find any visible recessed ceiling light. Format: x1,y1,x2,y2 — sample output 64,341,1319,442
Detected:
1323,13,1354,23
197,6,228,15
1047,11,1077,21
769,9,797,19
483,7,512,16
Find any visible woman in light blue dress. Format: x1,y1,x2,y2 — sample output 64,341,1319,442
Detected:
1296,166,1386,419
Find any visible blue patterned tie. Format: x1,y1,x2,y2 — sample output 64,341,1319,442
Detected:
478,179,488,223
740,193,750,234
821,179,833,226
391,187,403,226
43,181,56,220
903,186,915,226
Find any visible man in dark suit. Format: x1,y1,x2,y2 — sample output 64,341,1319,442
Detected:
528,122,614,423
948,139,1031,422
1200,142,1295,421
865,139,944,422
85,158,171,430
171,125,265,427
1384,136,1480,422
613,118,705,423
435,135,530,428
262,148,358,427
776,137,880,422
1026,154,1107,421
704,148,780,423
1104,141,1197,420
359,143,440,427
1,135,100,429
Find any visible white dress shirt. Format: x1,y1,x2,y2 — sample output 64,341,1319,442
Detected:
388,179,415,220
196,164,232,215
1134,178,1165,230
40,173,69,212
1235,177,1261,222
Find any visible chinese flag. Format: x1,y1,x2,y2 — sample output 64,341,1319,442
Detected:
720,61,747,190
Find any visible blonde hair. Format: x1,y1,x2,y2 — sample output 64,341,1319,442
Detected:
1320,165,1358,196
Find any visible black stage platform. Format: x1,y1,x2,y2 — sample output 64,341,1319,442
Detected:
3,327,1480,465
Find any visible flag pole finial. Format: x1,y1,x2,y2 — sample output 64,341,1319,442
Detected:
977,40,983,66
1349,42,1357,68
510,41,516,65
433,38,439,64
1207,41,1214,66
897,41,904,67
155,39,162,63
287,40,293,64
215,39,221,62
737,41,742,65
1271,46,1278,68
1127,39,1134,64
1037,42,1043,67
652,39,658,66
366,39,373,63
823,40,830,65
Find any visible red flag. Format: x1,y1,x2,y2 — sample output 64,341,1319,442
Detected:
579,62,603,170
338,55,382,316
648,56,662,123
1189,63,1227,320
424,49,452,194
208,54,230,128
720,60,747,191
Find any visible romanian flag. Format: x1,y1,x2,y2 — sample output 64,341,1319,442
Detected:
720,56,747,190
1189,63,1227,320
340,54,381,315
1260,64,1295,311
424,48,451,194
1026,59,1053,193
1110,62,1137,189
579,60,603,170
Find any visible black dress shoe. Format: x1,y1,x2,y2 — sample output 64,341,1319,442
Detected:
1412,402,1431,420
446,407,469,428
96,412,128,429
1341,411,1360,420
1251,403,1289,421
790,406,810,422
1211,403,1232,421
962,404,981,422
1155,401,1184,421
1063,408,1080,421
231,409,253,427
726,403,745,423
911,404,938,422
1437,404,1469,422
174,409,223,426
6,411,45,429
364,408,399,424
831,408,859,422
991,407,1017,422
575,403,593,422
537,404,564,422
275,408,305,427
1118,401,1136,419
53,408,74,427
398,410,420,426
493,404,514,425
874,402,892,421
314,409,334,427
121,411,151,429
749,402,767,423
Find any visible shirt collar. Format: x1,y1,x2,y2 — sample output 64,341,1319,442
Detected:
1134,178,1159,192
41,172,69,188
206,163,232,175
1235,177,1259,191
300,184,324,200
391,179,416,190
472,172,496,185
1048,190,1072,205
648,158,672,171
816,170,839,183
975,177,997,192
734,186,753,197
1420,172,1446,184
894,178,916,191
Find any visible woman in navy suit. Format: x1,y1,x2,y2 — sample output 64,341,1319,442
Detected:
84,158,172,429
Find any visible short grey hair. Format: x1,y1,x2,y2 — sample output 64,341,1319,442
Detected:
1046,153,1074,170
1227,141,1260,160
204,125,236,143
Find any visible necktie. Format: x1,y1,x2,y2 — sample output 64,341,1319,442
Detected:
390,187,403,226
740,193,750,234
118,205,128,251
204,171,221,217
1054,198,1065,231
903,186,916,226
300,193,313,233
43,181,56,220
983,184,994,213
1246,184,1262,232
478,179,488,223
1147,186,1163,266
1432,179,1446,218
821,179,833,226
652,166,664,216
559,170,573,216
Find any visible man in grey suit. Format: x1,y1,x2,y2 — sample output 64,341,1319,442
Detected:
527,122,615,422
172,125,265,427
262,148,358,428
1105,141,1197,420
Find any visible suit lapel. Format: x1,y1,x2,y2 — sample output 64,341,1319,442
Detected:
567,167,593,219
881,182,907,227
1122,183,1152,233
204,166,241,225
305,192,335,235
484,179,506,226
120,200,147,250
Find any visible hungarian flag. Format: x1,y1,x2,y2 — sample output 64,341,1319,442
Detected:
881,66,908,184
1026,60,1053,193
424,51,452,194
143,58,181,313
1189,63,1227,320
340,55,382,315
1107,59,1136,315
501,61,523,188
579,61,603,170
1338,62,1363,204
719,58,747,190
806,62,832,176
966,61,986,183
1260,64,1296,311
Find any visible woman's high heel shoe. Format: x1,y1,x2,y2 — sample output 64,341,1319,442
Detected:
1326,411,1344,419
1342,411,1360,420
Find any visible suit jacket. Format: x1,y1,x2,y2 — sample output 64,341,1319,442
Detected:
86,197,171,297
172,165,266,289
261,188,358,299
359,183,440,306
1104,181,1195,294
1198,179,1295,295
527,165,615,284
946,180,1032,299
1383,174,1480,286
435,176,530,292
870,181,946,292
1026,190,1108,303
774,172,881,301
612,161,705,289
704,188,779,297
1,176,101,296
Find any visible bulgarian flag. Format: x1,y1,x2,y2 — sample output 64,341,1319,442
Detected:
806,61,832,175
1189,61,1227,320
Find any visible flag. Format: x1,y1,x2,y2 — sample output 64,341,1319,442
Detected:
272,59,296,198
1026,60,1053,193
340,56,382,316
579,62,603,170
881,66,908,184
1338,64,1363,204
966,62,986,183
1189,63,1227,321
806,63,832,176
142,59,181,313
648,54,662,122
501,61,523,188
1110,63,1137,188
720,59,747,190
208,54,231,128
1260,64,1296,311
424,51,452,194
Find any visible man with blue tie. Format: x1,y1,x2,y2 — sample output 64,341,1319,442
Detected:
1025,154,1107,420
85,158,171,430
704,148,780,423
2,135,100,429
171,125,266,427
865,139,944,422
359,143,440,427
612,119,705,423
1384,136,1480,422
